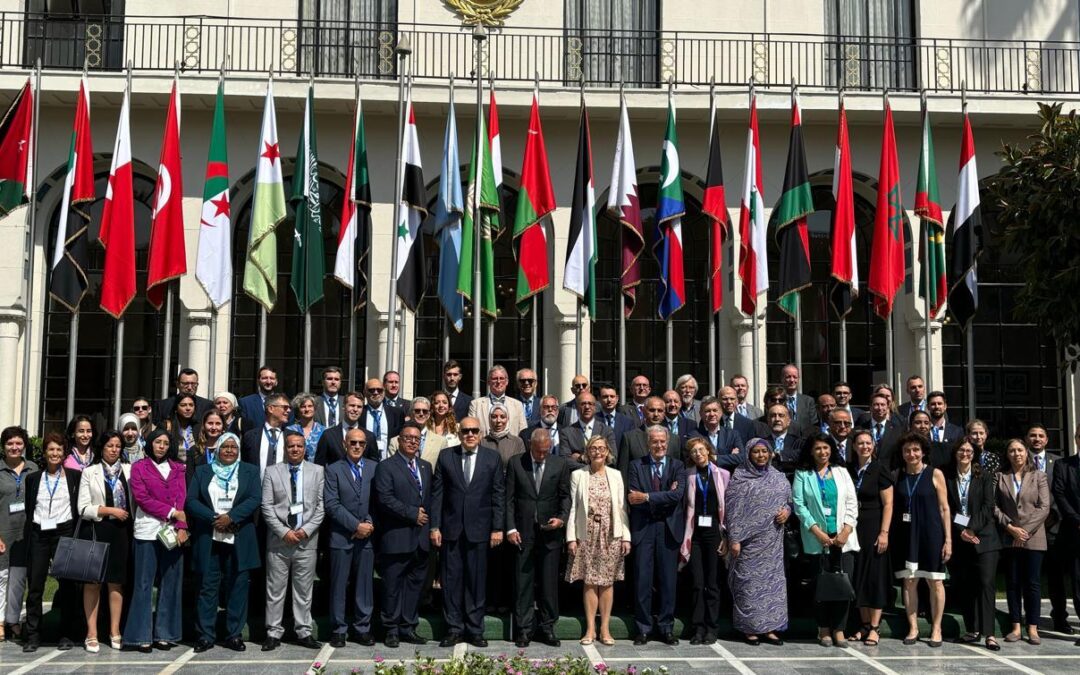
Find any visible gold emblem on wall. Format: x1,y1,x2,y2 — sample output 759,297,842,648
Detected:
444,0,525,26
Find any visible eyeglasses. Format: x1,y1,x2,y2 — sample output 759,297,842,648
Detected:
347,440,367,446
832,420,853,427
400,435,421,443
367,388,384,394
460,428,480,435
411,408,430,415
133,405,150,412
518,378,536,384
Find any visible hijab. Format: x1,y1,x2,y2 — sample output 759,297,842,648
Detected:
118,412,146,463
733,437,776,482
210,432,241,489
487,403,510,440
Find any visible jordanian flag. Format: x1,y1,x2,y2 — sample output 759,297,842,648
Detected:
430,84,464,331
0,79,34,216
915,106,946,318
457,97,501,319
512,85,555,314
702,98,729,315
289,83,325,314
654,90,685,320
949,110,981,327
775,90,813,318
196,82,232,309
334,88,371,311
868,101,905,319
243,78,286,312
829,100,858,318
394,93,427,312
50,73,94,312
738,94,767,315
563,100,597,318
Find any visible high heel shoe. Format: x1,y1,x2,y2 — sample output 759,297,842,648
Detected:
110,635,123,650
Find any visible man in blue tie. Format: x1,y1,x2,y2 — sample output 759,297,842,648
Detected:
597,384,635,450
316,366,344,427
515,368,541,426
816,394,837,435
361,378,404,461
618,375,652,423
780,363,818,431
926,391,962,446
827,408,853,463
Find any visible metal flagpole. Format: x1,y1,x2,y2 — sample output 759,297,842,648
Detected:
158,61,181,400
209,309,218,396
114,61,134,425
706,77,717,397
748,77,761,409
883,87,895,391
962,83,976,420
531,71,540,375
838,84,848,382
791,80,803,380
303,311,312,391
347,73,360,392
66,313,78,421
443,319,450,364
399,307,407,376
921,90,934,392
471,24,486,398
486,320,493,374
575,76,585,379
20,58,41,428
258,307,267,366
385,34,412,374
617,81,627,404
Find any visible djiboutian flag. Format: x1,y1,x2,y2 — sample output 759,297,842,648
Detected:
702,99,729,315
563,99,597,318
775,91,813,318
147,78,186,310
868,101,905,319
394,92,427,312
50,73,93,312
738,94,767,315
334,89,371,311
0,79,34,216
949,110,981,327
243,79,286,313
654,90,685,320
915,105,947,318
196,82,231,309
829,100,858,318
512,85,555,314
99,80,136,319
430,86,463,331
290,83,326,314
607,92,643,318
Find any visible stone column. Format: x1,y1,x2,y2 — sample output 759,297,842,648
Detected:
186,311,212,398
0,309,24,427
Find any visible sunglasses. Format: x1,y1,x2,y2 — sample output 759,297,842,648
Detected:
518,378,536,384
367,388,384,394
411,408,430,414
347,440,366,446
571,383,588,390
460,428,480,435
133,405,150,412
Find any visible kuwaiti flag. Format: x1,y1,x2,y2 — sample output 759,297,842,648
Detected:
868,101,905,319
243,78,286,313
829,99,858,318
429,84,464,331
607,91,644,318
702,97,729,315
563,99,597,318
654,89,685,320
99,80,136,319
196,82,232,309
334,88,372,311
738,94,767,315
915,105,947,318
50,73,94,312
394,90,427,312
0,79,34,216
775,90,814,319
147,77,186,310
512,84,555,314
949,110,981,327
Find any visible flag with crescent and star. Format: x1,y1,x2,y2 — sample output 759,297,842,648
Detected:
196,81,232,309
654,88,685,320
147,77,187,310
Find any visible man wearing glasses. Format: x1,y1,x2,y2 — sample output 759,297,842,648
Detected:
558,375,591,427
618,396,675,475
241,392,291,479
515,369,541,426
468,366,526,437
387,397,446,466
153,367,213,424
619,375,653,423
360,378,404,461
827,408,854,462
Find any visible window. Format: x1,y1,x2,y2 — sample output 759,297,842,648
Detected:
299,0,396,77
826,0,916,90
564,0,660,87
23,0,125,70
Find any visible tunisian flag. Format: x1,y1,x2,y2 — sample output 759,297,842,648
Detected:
99,82,136,319
147,78,187,309
868,101,905,319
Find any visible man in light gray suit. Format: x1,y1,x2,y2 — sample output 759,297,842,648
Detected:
261,430,325,651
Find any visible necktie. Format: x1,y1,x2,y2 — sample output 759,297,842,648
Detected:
932,426,940,442
370,408,382,442
583,423,592,442
266,428,279,466
737,403,747,416
725,416,733,430
787,396,797,415
326,396,338,427
775,436,785,453
1036,455,1044,471
524,398,534,419
463,451,474,485
534,461,544,492
651,462,662,491
408,458,422,496
288,465,300,528
669,419,678,434
419,430,427,453
636,404,644,421
874,423,883,443
605,413,614,427
491,395,505,405
547,426,557,445
838,441,846,462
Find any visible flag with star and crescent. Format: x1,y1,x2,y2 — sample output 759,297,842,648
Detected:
196,81,232,309
654,89,685,320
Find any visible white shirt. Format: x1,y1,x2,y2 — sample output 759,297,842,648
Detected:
134,461,172,541
286,462,305,529
259,424,285,478
364,406,389,459
33,470,72,526
580,420,594,441
208,472,239,544
1033,451,1048,472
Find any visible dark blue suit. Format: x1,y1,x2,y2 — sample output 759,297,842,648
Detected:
663,416,697,448
451,391,472,424
324,456,378,636
517,396,541,426
693,423,746,470
374,452,433,638
721,412,759,444
238,393,267,429
627,454,686,637
597,409,637,451
431,445,505,637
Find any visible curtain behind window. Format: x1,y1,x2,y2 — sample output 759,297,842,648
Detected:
825,0,915,90
565,0,659,87
301,0,396,77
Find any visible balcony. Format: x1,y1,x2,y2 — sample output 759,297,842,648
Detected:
2,13,1079,94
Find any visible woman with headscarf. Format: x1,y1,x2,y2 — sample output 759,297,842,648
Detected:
123,429,188,652
0,426,37,643
64,415,96,472
484,403,525,467
725,438,792,645
214,393,245,436
118,413,146,463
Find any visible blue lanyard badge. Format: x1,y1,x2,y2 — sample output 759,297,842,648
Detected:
905,469,925,499
696,472,709,516
13,471,23,498
958,474,971,514
856,462,870,491
1012,473,1023,498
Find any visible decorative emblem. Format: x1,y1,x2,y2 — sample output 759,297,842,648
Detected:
444,0,524,26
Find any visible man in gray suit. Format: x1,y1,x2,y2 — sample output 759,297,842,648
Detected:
558,391,614,466
729,374,763,419
261,431,325,651
780,364,818,430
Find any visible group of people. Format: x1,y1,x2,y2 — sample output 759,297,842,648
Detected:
0,362,1078,654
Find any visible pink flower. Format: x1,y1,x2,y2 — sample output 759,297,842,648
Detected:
374,655,385,664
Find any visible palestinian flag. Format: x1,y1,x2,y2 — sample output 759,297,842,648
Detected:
394,92,427,312
512,85,555,314
0,79,34,215
147,78,186,309
334,89,371,311
829,100,858,318
99,81,136,319
868,101,905,319
196,82,232,309
738,95,767,315
563,100,597,318
654,89,685,320
50,73,93,312
915,106,946,318
702,99,729,315
289,83,325,314
775,91,813,318
606,92,643,317
949,110,981,327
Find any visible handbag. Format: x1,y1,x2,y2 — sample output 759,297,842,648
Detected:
51,518,109,584
157,523,180,550
814,548,855,603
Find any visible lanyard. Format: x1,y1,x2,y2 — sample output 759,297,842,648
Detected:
856,462,871,491
264,427,279,453
816,468,833,510
905,468,925,501
1012,473,1023,498
958,472,971,514
218,464,238,496
45,470,62,512
205,446,216,464
13,470,23,498
289,464,302,503
696,471,709,516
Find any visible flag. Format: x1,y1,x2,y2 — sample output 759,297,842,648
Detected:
915,106,947,318
393,92,427,312
654,90,685,320
488,86,503,210
99,81,136,319
607,92,643,317
430,86,464,331
775,91,814,318
702,99,729,315
50,73,93,312
949,110,981,327
196,82,232,309
512,85,555,314
243,79,286,312
457,97,501,318
829,100,858,318
738,95,767,315
334,88,371,311
868,101,905,319
290,83,326,314
0,79,34,215
146,78,186,309
563,99,597,317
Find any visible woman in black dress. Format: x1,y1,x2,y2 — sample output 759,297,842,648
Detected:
846,429,893,646
965,419,1000,476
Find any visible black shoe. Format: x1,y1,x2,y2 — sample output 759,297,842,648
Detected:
702,633,717,645
633,634,649,646
467,635,488,648
537,632,560,648
136,644,153,653
154,640,175,650
439,633,461,648
690,633,703,645
1074,637,1080,647
761,634,784,646
1055,623,1076,635
57,637,74,651
261,637,281,652
22,641,38,653
329,634,346,648
384,633,399,648
515,635,530,648
193,639,214,653
223,637,246,652
661,633,679,646
296,636,322,649
400,632,428,645
352,632,376,647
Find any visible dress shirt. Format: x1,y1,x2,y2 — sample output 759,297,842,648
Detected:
581,420,595,442
260,424,284,476
365,405,389,459
33,470,71,526
1033,451,1047,472
462,449,476,484
287,461,305,528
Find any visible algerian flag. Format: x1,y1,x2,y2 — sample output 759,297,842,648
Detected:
196,82,232,308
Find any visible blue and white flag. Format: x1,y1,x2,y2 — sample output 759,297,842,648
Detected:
429,86,464,331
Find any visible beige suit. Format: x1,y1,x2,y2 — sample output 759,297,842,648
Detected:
468,395,528,438
567,467,631,543
994,469,1051,551
77,462,132,521
388,429,448,467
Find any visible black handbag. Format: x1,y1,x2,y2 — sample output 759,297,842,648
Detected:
814,549,855,603
51,518,109,584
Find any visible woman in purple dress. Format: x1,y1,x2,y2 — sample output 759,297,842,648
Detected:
725,438,792,645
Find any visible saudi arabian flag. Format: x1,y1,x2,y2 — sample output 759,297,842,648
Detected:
289,84,325,314
457,110,501,319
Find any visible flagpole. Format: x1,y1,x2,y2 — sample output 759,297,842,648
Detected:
531,71,540,375
347,72,360,393
471,25,486,399
20,59,41,428
66,313,78,421
882,87,895,391
157,62,180,400
789,80,804,381
920,89,934,392
399,307,407,376
748,77,761,409
258,307,267,366
706,77,717,397
961,82,976,420
838,85,848,382
209,308,218,395
617,81,627,405
114,61,133,426
575,76,585,380
385,33,412,375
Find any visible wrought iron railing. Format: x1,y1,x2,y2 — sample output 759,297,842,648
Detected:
2,13,1078,93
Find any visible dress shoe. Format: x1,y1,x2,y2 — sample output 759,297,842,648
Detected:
761,634,784,646
193,639,214,653
439,633,461,648
154,640,175,650
661,633,679,646
690,634,702,645
633,634,649,646
223,637,246,652
1054,623,1075,635
467,635,488,648
400,632,428,645
261,637,281,652
296,636,322,649
701,633,717,645
515,635,530,648
352,632,375,647
57,637,74,651
384,633,399,648
22,641,38,653
329,634,346,648
537,632,560,648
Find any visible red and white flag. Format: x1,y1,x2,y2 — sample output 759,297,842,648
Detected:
147,77,187,309
99,80,136,319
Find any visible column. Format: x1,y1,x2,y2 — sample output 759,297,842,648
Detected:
186,311,212,397
0,309,25,427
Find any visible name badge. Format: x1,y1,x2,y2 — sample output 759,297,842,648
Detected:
697,515,713,528
289,503,304,516
215,498,232,513
954,514,971,528
40,518,57,531
902,512,912,523
822,507,833,516
8,502,25,514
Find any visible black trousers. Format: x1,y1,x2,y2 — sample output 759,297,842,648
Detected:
688,529,723,635
441,537,487,637
513,527,561,636
811,549,854,632
379,549,429,637
25,522,83,644
950,543,999,636
1047,536,1078,625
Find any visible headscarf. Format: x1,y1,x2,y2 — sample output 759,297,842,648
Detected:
145,428,174,465
726,437,791,544
487,403,510,440
734,437,775,481
210,432,241,490
215,392,238,414
118,412,146,463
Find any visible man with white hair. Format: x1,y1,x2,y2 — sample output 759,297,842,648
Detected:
674,374,701,422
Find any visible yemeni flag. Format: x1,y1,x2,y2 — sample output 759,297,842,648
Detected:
196,82,232,309
290,83,326,314
738,95,767,315
512,85,555,314
868,101,905,319
394,92,427,312
949,110,981,327
334,89,371,311
702,99,729,315
147,78,186,310
457,99,500,318
0,79,34,216
99,81,136,319
430,85,464,331
829,100,858,318
915,106,947,318
563,100,597,318
775,91,814,318
243,79,286,312
607,92,643,317
50,73,93,312
654,90,685,320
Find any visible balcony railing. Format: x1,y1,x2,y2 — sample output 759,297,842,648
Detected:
2,13,1079,94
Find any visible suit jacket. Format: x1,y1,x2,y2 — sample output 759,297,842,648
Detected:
186,462,262,573
388,431,448,468
617,428,682,476
557,400,578,428
374,452,433,555
1035,451,1061,536
323,457,377,550
152,394,214,425
618,401,647,425
738,402,764,420
517,396,542,426
679,400,701,423
929,420,964,446
430,445,505,543
663,416,697,447
770,433,804,472
1051,454,1080,547
313,425,379,466
994,469,1051,551
76,462,132,521
897,400,927,424
596,410,636,451
627,455,686,542
520,422,562,457
241,425,285,476
238,393,268,429
22,467,81,537
867,416,905,467
450,391,472,423
567,467,630,543
383,396,412,417
504,453,571,548
792,467,860,554
469,396,527,438
720,413,758,447
314,393,346,427
693,424,745,470
360,404,405,449
261,461,325,551
785,393,819,430
558,421,615,464
946,470,1001,554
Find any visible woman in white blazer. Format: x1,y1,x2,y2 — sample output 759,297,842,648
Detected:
792,432,860,647
565,436,630,646
77,431,133,652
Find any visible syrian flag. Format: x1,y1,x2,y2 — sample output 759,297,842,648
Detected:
50,73,93,312
949,110,981,327
290,83,326,314
702,98,729,315
915,106,947,319
563,99,597,318
738,95,767,315
393,91,427,312
829,100,858,318
654,90,685,320
196,82,232,309
334,88,372,311
868,101,905,319
147,78,186,310
775,90,814,318
512,85,555,314
430,85,464,331
0,79,34,216
607,92,643,318
243,79,286,312
99,81,136,319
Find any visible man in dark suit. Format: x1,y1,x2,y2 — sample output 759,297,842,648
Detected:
765,404,803,471
241,392,290,479
323,428,379,648
315,366,345,427
153,367,214,424
238,366,280,429
382,370,411,417
618,374,652,424
718,386,763,442
827,408,855,463
374,423,433,648
1029,423,1071,633
897,375,928,424
865,393,905,465
315,392,378,466
926,391,964,446
558,391,614,465
661,390,697,447
627,426,686,645
815,394,837,436
1050,423,1080,645
505,430,571,648
430,417,505,648
558,374,591,427
361,378,404,460
831,381,865,427
515,368,542,426
597,384,636,450
520,395,563,457
618,396,674,474
695,397,744,469
443,360,472,422
780,363,818,430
